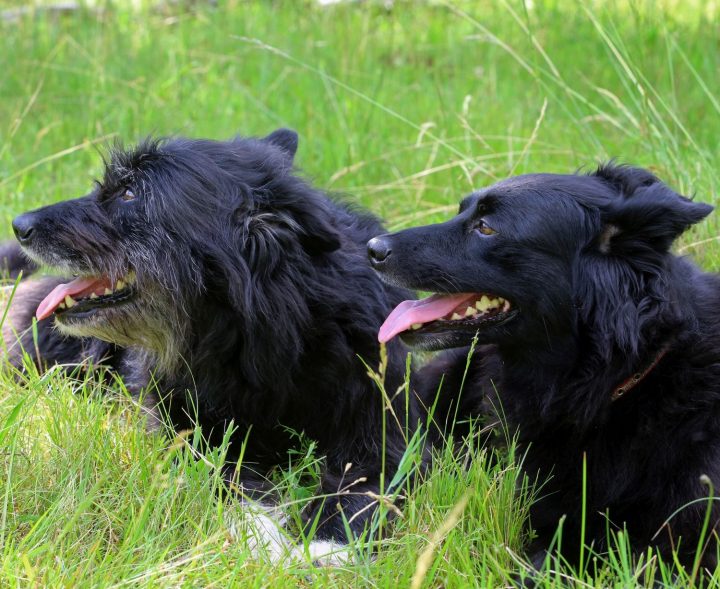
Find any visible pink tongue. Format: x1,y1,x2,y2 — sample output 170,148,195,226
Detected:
378,293,476,343
36,276,110,321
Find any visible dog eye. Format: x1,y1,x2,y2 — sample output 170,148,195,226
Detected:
476,220,497,236
121,189,136,202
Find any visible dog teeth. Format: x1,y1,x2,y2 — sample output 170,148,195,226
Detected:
477,296,491,312
90,292,98,299
58,302,66,310
115,279,126,290
411,323,422,330
64,295,76,308
442,295,512,323
125,271,136,284
104,288,113,296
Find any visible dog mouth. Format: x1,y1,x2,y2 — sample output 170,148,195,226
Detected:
378,292,517,344
36,271,137,321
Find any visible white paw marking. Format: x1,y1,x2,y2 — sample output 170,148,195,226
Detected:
292,539,353,566
224,501,353,567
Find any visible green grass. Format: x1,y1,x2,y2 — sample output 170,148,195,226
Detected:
1,0,720,586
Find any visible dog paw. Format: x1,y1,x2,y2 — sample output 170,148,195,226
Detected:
224,502,353,567
225,501,292,562
288,540,353,567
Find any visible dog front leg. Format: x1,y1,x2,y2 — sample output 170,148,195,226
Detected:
304,465,403,543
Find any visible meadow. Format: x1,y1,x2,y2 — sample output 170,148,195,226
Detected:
1,0,719,586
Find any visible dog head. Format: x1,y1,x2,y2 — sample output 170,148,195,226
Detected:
368,164,712,355
13,129,341,369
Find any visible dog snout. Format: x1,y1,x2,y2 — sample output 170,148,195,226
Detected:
367,236,392,266
12,213,37,246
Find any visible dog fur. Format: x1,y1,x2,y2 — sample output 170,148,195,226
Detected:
5,129,422,542
368,164,720,573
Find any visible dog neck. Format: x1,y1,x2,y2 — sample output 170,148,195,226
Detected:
609,343,672,402
498,335,675,427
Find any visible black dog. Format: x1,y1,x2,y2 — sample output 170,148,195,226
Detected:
5,129,422,547
368,164,720,573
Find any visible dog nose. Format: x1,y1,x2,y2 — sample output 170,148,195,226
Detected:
367,237,392,265
12,214,36,245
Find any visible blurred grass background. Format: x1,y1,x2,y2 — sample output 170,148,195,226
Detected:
1,1,719,586
2,1,718,235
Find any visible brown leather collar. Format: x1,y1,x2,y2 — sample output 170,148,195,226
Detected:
611,344,672,402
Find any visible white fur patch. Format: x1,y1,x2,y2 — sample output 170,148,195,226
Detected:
294,539,353,566
225,501,353,567
599,224,621,253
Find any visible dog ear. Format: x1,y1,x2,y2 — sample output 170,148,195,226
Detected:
239,202,341,256
264,128,299,161
296,206,341,254
594,165,713,254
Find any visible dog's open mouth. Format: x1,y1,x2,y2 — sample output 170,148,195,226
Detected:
36,272,136,321
378,292,517,343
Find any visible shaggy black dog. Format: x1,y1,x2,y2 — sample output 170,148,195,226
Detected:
5,129,421,545
368,164,720,574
